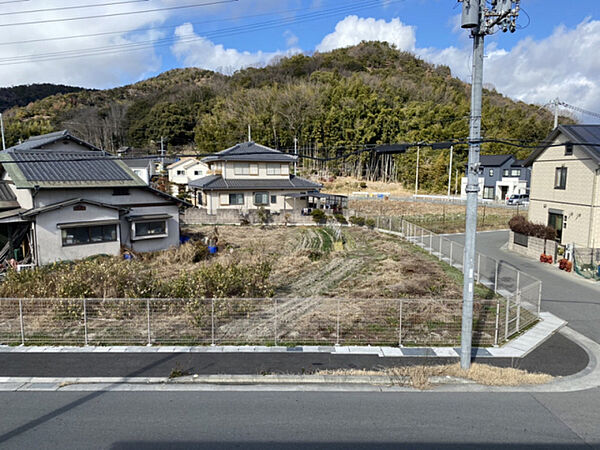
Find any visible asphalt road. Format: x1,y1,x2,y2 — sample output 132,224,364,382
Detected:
0,390,599,449
446,230,600,343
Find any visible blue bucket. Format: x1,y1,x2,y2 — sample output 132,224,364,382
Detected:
208,246,218,254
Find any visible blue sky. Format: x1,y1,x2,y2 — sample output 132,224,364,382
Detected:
0,0,598,120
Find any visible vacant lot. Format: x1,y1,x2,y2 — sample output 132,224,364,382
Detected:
349,199,522,234
0,226,522,347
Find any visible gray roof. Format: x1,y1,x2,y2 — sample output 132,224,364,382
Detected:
524,124,600,166
0,181,18,208
202,142,297,163
479,154,514,167
189,175,322,191
0,132,147,189
123,158,154,169
7,130,102,152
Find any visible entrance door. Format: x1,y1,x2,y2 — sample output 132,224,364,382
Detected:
548,212,563,243
500,186,509,202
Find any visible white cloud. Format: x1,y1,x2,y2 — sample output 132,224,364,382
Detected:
284,30,299,48
171,23,301,74
420,19,600,117
316,15,416,53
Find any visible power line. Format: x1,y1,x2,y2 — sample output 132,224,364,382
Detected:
0,0,30,4
0,0,150,17
0,0,353,47
0,0,393,65
558,101,600,120
0,0,239,28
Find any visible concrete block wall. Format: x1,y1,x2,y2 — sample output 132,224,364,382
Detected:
182,208,316,226
508,231,556,259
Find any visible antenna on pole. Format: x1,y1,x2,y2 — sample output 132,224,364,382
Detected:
248,124,252,142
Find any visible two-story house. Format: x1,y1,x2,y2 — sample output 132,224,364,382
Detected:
525,125,600,247
461,154,530,202
189,142,322,214
0,130,190,266
123,158,156,185
167,157,210,198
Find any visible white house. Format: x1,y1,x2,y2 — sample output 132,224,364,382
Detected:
189,142,323,215
0,130,190,266
123,158,156,185
167,157,210,197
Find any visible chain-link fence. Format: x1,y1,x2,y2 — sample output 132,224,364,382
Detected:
574,247,600,281
0,296,530,347
362,215,542,332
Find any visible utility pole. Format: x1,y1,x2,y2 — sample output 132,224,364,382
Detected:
294,137,298,176
0,113,5,151
447,145,454,197
248,124,252,142
460,0,520,369
415,144,420,197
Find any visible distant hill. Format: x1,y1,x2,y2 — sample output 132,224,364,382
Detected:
0,42,572,192
0,83,86,113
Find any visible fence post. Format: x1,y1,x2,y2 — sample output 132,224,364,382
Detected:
421,227,424,246
516,272,521,332
19,299,25,346
477,253,481,283
146,299,151,346
377,216,380,229
336,297,340,346
450,241,454,266
494,261,499,294
398,299,403,347
494,299,500,346
389,217,392,231
505,297,510,341
429,232,433,254
274,297,278,346
211,298,215,346
439,237,443,261
83,298,88,346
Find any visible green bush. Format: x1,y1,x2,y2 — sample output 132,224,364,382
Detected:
311,209,327,224
349,216,365,226
334,213,348,224
365,218,376,228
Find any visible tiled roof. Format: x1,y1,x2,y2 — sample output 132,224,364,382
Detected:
21,198,128,218
479,154,514,167
189,175,322,191
0,181,17,203
123,158,153,169
202,142,297,163
7,130,102,152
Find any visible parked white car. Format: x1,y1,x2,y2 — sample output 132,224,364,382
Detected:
506,194,529,205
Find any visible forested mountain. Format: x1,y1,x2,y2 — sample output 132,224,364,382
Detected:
1,42,569,192
0,83,85,113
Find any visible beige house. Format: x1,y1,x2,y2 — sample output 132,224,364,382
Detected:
167,157,210,198
525,125,600,248
189,142,322,215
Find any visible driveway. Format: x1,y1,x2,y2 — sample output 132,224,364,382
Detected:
446,230,600,343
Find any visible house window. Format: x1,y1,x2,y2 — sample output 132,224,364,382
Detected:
134,221,167,238
266,165,281,175
234,164,258,175
554,167,567,189
112,187,130,196
483,186,495,199
511,169,521,177
565,142,573,156
194,170,202,176
61,224,117,247
254,192,269,205
503,169,510,177
229,193,244,205
489,169,494,177
176,170,185,176
270,195,277,204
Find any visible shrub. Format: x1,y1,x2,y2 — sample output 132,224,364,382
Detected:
509,215,556,240
349,216,365,226
311,208,327,224
365,218,376,228
334,213,347,224
359,181,368,189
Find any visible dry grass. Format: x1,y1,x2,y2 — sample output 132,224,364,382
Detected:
349,199,521,233
317,364,553,390
321,176,413,197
